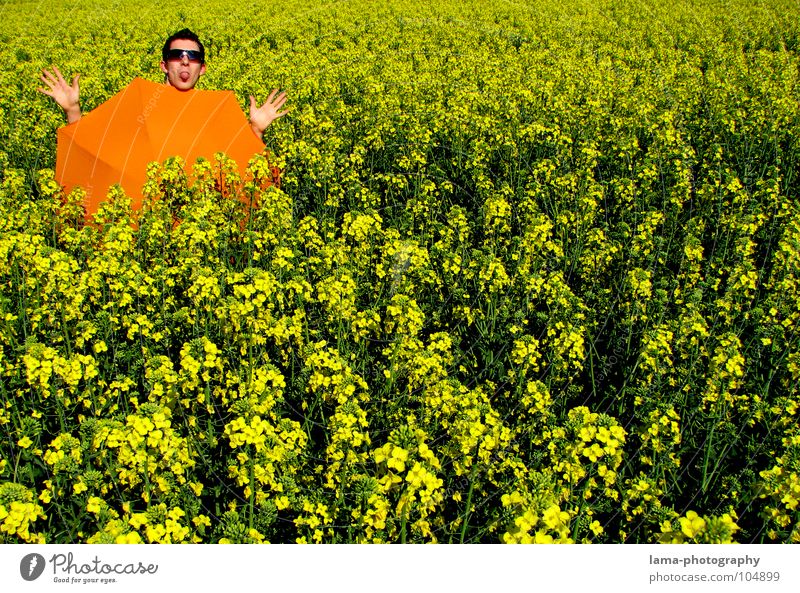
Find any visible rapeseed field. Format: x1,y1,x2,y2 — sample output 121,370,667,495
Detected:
0,0,799,543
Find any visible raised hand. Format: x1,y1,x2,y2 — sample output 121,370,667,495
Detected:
249,89,288,137
38,66,81,124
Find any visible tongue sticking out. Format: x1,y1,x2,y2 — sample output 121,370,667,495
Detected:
180,72,190,82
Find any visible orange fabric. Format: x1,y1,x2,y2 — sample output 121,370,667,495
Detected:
55,78,265,216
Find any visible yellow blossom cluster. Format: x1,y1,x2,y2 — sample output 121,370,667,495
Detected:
0,0,797,544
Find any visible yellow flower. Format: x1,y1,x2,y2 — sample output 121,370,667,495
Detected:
115,532,143,544
17,436,33,449
406,463,426,488
128,513,149,529
534,531,554,544
542,505,570,531
679,511,706,538
387,446,409,472
192,515,212,528
86,497,103,514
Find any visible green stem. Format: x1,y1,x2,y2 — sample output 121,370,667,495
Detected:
459,461,478,544
701,421,716,493
400,504,407,544
248,448,255,531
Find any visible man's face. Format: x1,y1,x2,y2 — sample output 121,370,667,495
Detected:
160,39,206,91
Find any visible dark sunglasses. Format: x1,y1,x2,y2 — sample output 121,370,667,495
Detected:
165,49,203,63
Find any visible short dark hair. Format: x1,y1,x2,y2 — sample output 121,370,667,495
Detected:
162,28,205,64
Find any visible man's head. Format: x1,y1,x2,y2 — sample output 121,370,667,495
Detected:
160,28,206,91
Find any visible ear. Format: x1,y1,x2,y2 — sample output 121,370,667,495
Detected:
160,61,168,75
200,63,207,76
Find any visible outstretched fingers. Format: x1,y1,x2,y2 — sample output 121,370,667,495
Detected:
265,89,289,120
38,66,78,97
267,89,288,110
52,65,66,84
38,68,57,95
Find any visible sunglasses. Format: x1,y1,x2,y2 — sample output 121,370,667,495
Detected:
165,49,203,63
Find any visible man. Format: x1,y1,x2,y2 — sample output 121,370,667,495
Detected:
38,28,288,138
